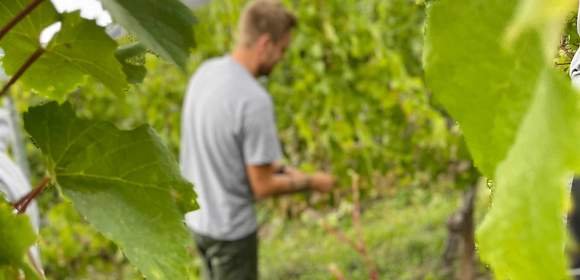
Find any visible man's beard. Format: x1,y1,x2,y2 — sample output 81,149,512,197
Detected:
257,63,274,77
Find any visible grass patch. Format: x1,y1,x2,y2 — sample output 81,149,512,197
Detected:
259,188,461,279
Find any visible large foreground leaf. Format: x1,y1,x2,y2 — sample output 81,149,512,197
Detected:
24,102,198,279
425,0,580,278
477,70,580,279
100,0,196,70
424,0,543,177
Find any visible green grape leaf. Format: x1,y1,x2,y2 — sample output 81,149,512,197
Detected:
425,0,580,278
115,42,147,84
0,0,58,46
0,0,58,84
424,0,543,177
40,13,127,97
23,102,198,279
100,0,196,70
477,70,580,280
0,200,36,266
16,12,127,102
506,0,576,55
1,10,127,101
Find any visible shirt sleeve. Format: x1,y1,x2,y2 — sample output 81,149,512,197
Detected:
242,97,283,165
570,49,580,83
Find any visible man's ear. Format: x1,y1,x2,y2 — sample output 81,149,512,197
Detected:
255,34,272,52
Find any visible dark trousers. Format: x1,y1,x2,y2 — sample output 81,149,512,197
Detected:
570,178,580,240
193,231,258,280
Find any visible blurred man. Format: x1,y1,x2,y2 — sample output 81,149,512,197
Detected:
180,1,336,279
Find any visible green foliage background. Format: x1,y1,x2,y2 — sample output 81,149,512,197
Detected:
9,0,484,278
3,0,579,278
70,0,476,209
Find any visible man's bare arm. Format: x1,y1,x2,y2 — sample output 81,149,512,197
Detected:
246,163,335,200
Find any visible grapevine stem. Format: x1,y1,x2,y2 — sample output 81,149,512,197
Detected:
0,0,45,42
13,176,50,214
0,47,45,98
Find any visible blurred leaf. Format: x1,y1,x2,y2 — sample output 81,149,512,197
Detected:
100,0,196,70
425,0,543,177
115,42,147,84
0,201,36,266
425,0,580,278
477,70,580,280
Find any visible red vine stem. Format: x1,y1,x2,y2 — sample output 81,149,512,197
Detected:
350,173,379,280
13,177,50,214
351,173,363,248
0,0,46,42
309,173,379,280
0,47,45,98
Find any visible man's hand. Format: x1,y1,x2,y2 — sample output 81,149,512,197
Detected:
280,167,335,192
308,172,336,193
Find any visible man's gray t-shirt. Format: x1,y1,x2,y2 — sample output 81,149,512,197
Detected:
180,56,282,241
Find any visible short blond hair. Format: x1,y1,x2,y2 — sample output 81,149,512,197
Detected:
237,0,297,46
